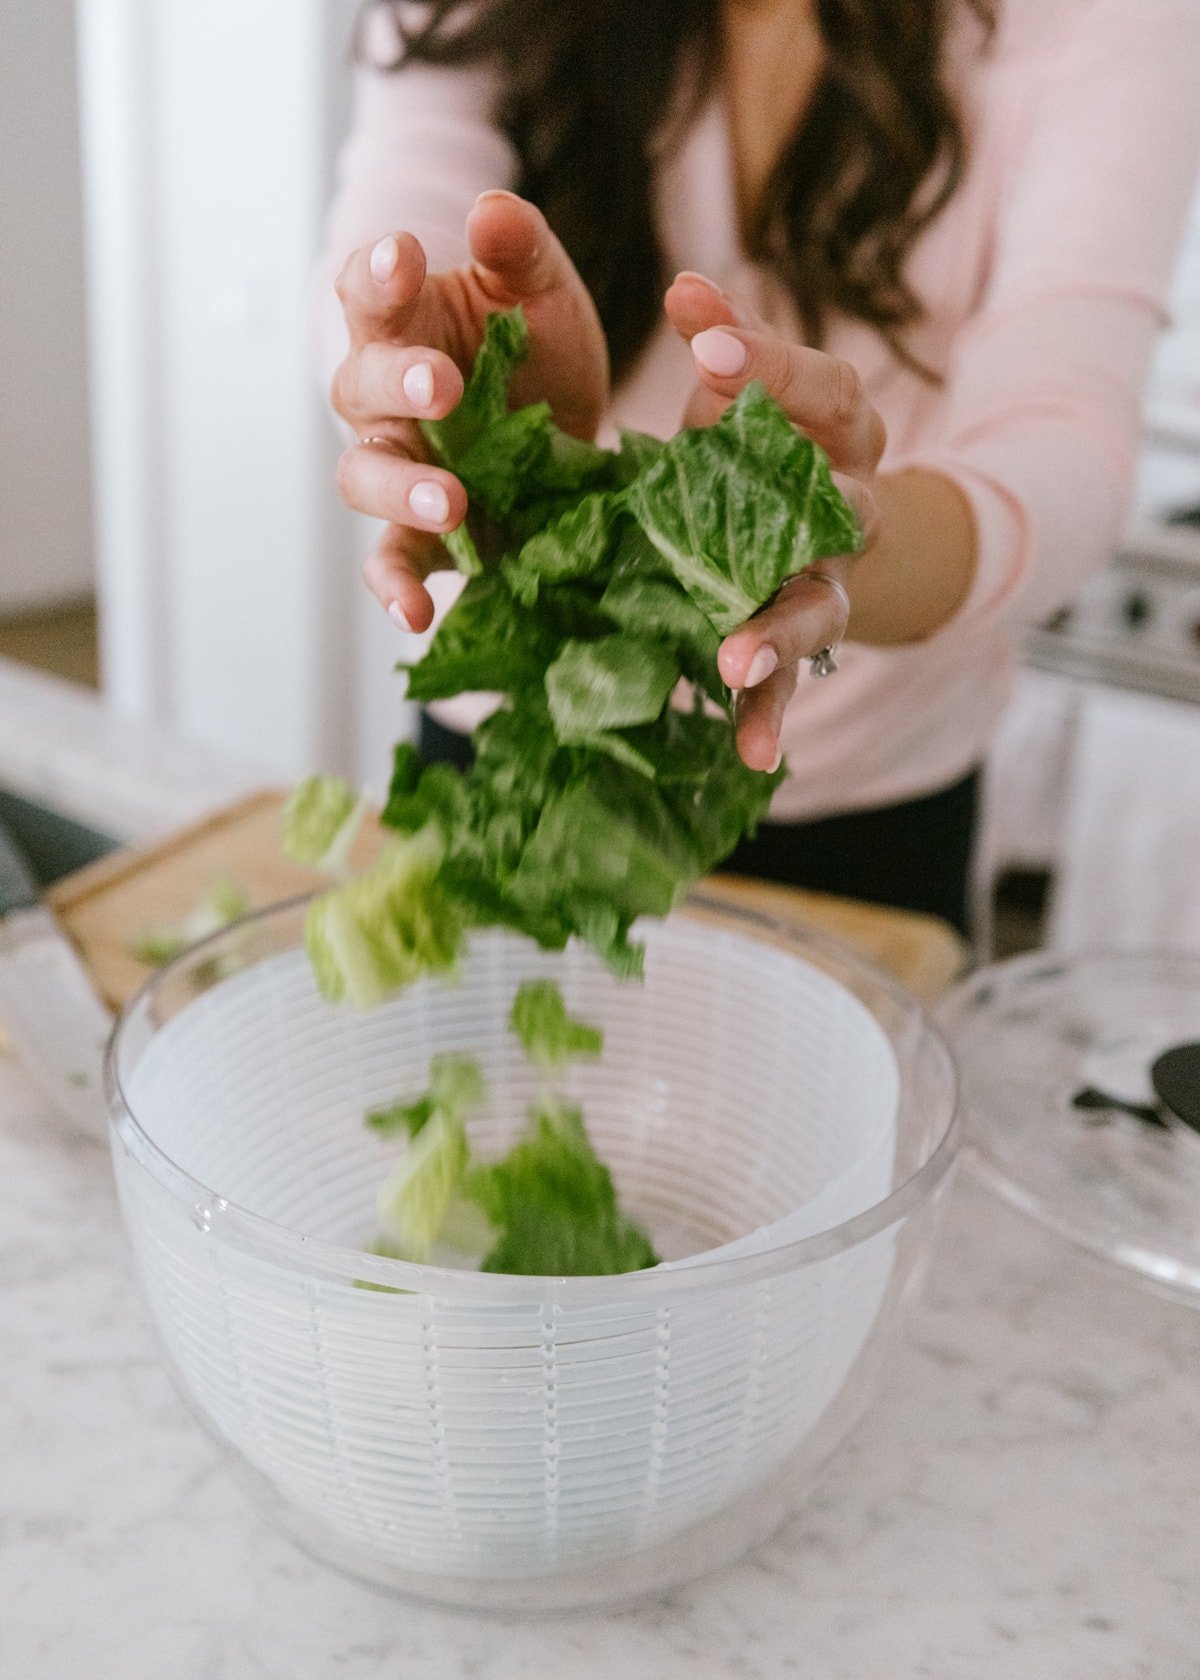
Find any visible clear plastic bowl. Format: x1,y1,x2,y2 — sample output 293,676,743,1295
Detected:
106,891,959,1612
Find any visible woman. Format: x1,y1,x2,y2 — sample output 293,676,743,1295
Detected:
316,0,1200,935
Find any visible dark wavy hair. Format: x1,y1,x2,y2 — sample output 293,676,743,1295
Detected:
358,0,996,384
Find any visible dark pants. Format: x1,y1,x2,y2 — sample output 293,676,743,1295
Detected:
722,772,979,937
417,714,979,937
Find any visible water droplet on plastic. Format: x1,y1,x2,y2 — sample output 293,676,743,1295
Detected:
191,1204,213,1233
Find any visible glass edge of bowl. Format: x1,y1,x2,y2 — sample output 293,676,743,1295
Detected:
104,886,963,1303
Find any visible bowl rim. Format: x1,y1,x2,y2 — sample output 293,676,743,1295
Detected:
105,888,962,1300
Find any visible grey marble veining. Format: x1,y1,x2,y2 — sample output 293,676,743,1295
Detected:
3,1048,1198,1680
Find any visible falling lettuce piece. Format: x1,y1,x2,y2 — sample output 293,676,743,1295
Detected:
305,828,465,1008
463,1096,658,1276
442,522,484,577
613,427,666,484
597,567,723,701
501,490,623,606
421,307,528,469
544,635,679,742
508,980,603,1071
422,309,613,548
282,775,363,874
130,877,250,967
626,381,861,634
367,1054,493,1263
375,1109,471,1261
366,1052,486,1139
400,571,557,703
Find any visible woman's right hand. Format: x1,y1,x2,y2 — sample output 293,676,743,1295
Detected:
331,191,609,632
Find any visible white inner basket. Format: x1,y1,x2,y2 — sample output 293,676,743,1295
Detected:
116,919,900,1579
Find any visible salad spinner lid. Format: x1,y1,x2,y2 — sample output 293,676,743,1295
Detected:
939,948,1200,1304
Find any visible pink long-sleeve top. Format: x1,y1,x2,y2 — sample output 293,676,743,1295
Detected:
315,0,1200,820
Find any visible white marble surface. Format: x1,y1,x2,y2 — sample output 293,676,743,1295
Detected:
3,1051,1199,1680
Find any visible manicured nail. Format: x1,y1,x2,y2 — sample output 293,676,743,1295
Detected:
370,235,398,283
744,646,778,688
767,745,783,774
387,601,412,632
408,480,450,524
402,360,434,410
692,328,748,377
674,270,724,294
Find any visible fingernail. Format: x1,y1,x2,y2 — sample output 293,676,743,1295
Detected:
474,188,519,207
692,328,748,377
387,601,412,632
744,646,779,688
370,235,398,283
768,746,782,774
402,360,434,409
408,480,450,524
675,270,724,294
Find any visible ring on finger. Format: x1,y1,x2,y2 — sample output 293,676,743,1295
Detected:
358,433,394,449
801,571,851,678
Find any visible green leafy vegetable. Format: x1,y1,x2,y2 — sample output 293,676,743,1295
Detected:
627,382,861,634
545,635,679,741
130,877,250,967
282,775,363,874
508,980,603,1071
420,306,528,471
463,1096,659,1276
370,1053,487,1261
300,307,857,1000
501,491,622,606
366,1052,486,1138
375,1109,471,1262
305,828,464,1008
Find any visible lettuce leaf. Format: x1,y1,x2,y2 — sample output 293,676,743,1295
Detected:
626,381,861,634
282,775,363,874
305,828,465,1008
400,571,556,703
545,635,678,741
508,980,603,1071
129,877,250,967
463,1096,659,1276
501,490,623,606
375,1109,472,1261
366,1052,485,1139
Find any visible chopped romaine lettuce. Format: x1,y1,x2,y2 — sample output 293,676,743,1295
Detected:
508,980,603,1071
463,1096,659,1276
305,828,464,1008
282,775,363,874
366,1052,486,1138
130,877,250,966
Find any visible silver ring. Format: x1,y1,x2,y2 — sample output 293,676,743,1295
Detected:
801,571,851,679
358,434,393,449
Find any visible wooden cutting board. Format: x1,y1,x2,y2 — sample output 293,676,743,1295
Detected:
47,790,966,1012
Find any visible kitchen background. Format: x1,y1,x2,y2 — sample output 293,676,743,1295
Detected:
2,0,1200,951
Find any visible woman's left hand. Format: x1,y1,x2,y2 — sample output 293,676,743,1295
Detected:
665,272,887,772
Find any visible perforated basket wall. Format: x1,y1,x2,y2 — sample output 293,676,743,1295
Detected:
111,919,901,1586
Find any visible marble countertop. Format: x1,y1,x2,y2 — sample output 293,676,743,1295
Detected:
3,1051,1199,1680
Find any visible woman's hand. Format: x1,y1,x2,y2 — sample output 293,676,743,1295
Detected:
332,191,609,632
665,271,887,772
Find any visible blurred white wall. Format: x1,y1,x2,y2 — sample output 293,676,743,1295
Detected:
0,0,94,611
79,0,384,782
